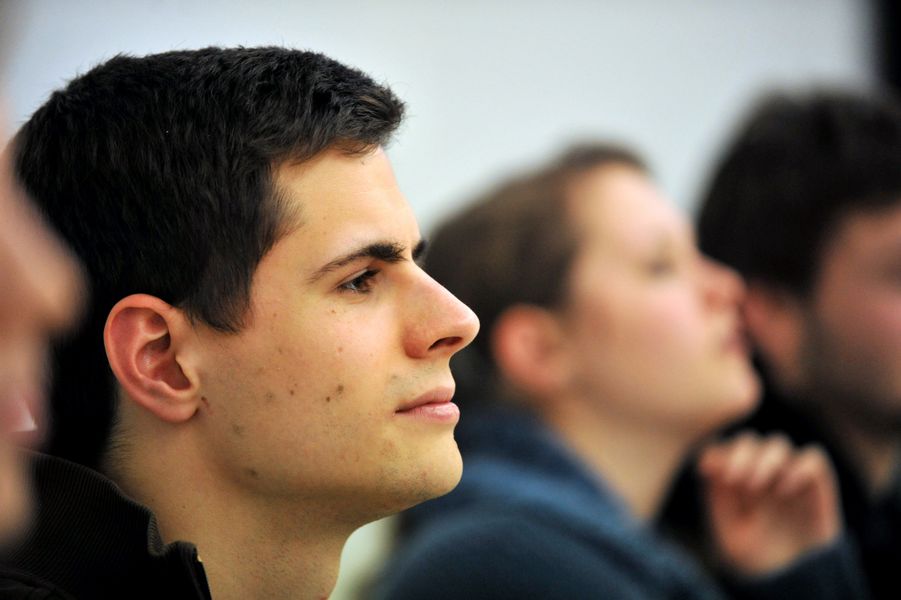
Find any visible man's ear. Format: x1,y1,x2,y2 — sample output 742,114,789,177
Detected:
491,304,570,399
104,294,200,423
743,283,806,384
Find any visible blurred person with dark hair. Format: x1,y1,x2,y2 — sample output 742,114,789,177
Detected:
664,90,901,600
0,47,478,599
0,1,83,545
376,144,867,599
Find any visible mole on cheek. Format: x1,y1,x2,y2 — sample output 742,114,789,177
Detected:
246,468,259,479
326,384,344,403
231,423,244,436
264,391,275,403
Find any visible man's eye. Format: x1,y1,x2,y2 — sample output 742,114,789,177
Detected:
339,269,379,293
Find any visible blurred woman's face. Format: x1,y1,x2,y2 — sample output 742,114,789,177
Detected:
558,164,758,441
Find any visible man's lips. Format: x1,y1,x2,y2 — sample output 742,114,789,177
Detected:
396,387,455,413
395,387,460,422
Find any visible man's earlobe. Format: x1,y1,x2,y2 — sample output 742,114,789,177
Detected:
104,294,200,423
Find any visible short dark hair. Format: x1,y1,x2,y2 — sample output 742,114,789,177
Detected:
424,144,645,407
14,47,405,468
697,90,901,295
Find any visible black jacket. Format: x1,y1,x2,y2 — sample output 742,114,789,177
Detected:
0,452,212,600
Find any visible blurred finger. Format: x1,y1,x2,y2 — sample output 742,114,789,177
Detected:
719,432,763,485
775,445,830,497
745,433,792,493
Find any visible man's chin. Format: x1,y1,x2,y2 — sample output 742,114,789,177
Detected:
394,445,463,513
429,452,464,500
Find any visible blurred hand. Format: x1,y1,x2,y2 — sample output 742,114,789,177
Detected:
698,431,841,575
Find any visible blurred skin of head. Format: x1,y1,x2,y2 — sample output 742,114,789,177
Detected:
0,112,84,538
746,203,901,435
538,164,758,440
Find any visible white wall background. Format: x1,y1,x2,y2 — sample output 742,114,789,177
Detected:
3,1,876,597
5,0,875,225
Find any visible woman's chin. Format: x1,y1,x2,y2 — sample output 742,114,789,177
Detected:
714,368,763,430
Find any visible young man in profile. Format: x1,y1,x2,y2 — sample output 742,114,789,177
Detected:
0,47,478,599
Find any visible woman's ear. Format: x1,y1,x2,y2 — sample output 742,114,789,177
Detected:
104,294,200,423
491,304,570,399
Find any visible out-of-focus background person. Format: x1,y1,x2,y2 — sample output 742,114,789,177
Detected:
0,1,83,540
375,144,865,599
664,89,901,600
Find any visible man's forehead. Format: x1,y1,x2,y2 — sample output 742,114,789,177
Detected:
268,147,421,263
274,146,389,185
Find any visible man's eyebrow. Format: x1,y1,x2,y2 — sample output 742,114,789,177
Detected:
309,239,426,283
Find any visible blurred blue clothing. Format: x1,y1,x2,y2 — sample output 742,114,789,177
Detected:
377,408,868,600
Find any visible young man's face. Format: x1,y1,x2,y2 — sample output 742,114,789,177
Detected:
191,147,478,518
792,201,901,434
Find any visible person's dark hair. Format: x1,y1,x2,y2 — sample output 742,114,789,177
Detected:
14,47,405,468
424,143,645,408
697,90,901,296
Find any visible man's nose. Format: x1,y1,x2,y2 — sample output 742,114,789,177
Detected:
403,273,480,360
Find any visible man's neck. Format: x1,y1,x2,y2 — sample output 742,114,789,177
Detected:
773,377,901,500
190,506,349,600
820,409,901,500
112,431,356,600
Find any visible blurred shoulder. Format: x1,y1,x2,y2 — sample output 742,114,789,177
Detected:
377,510,640,600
